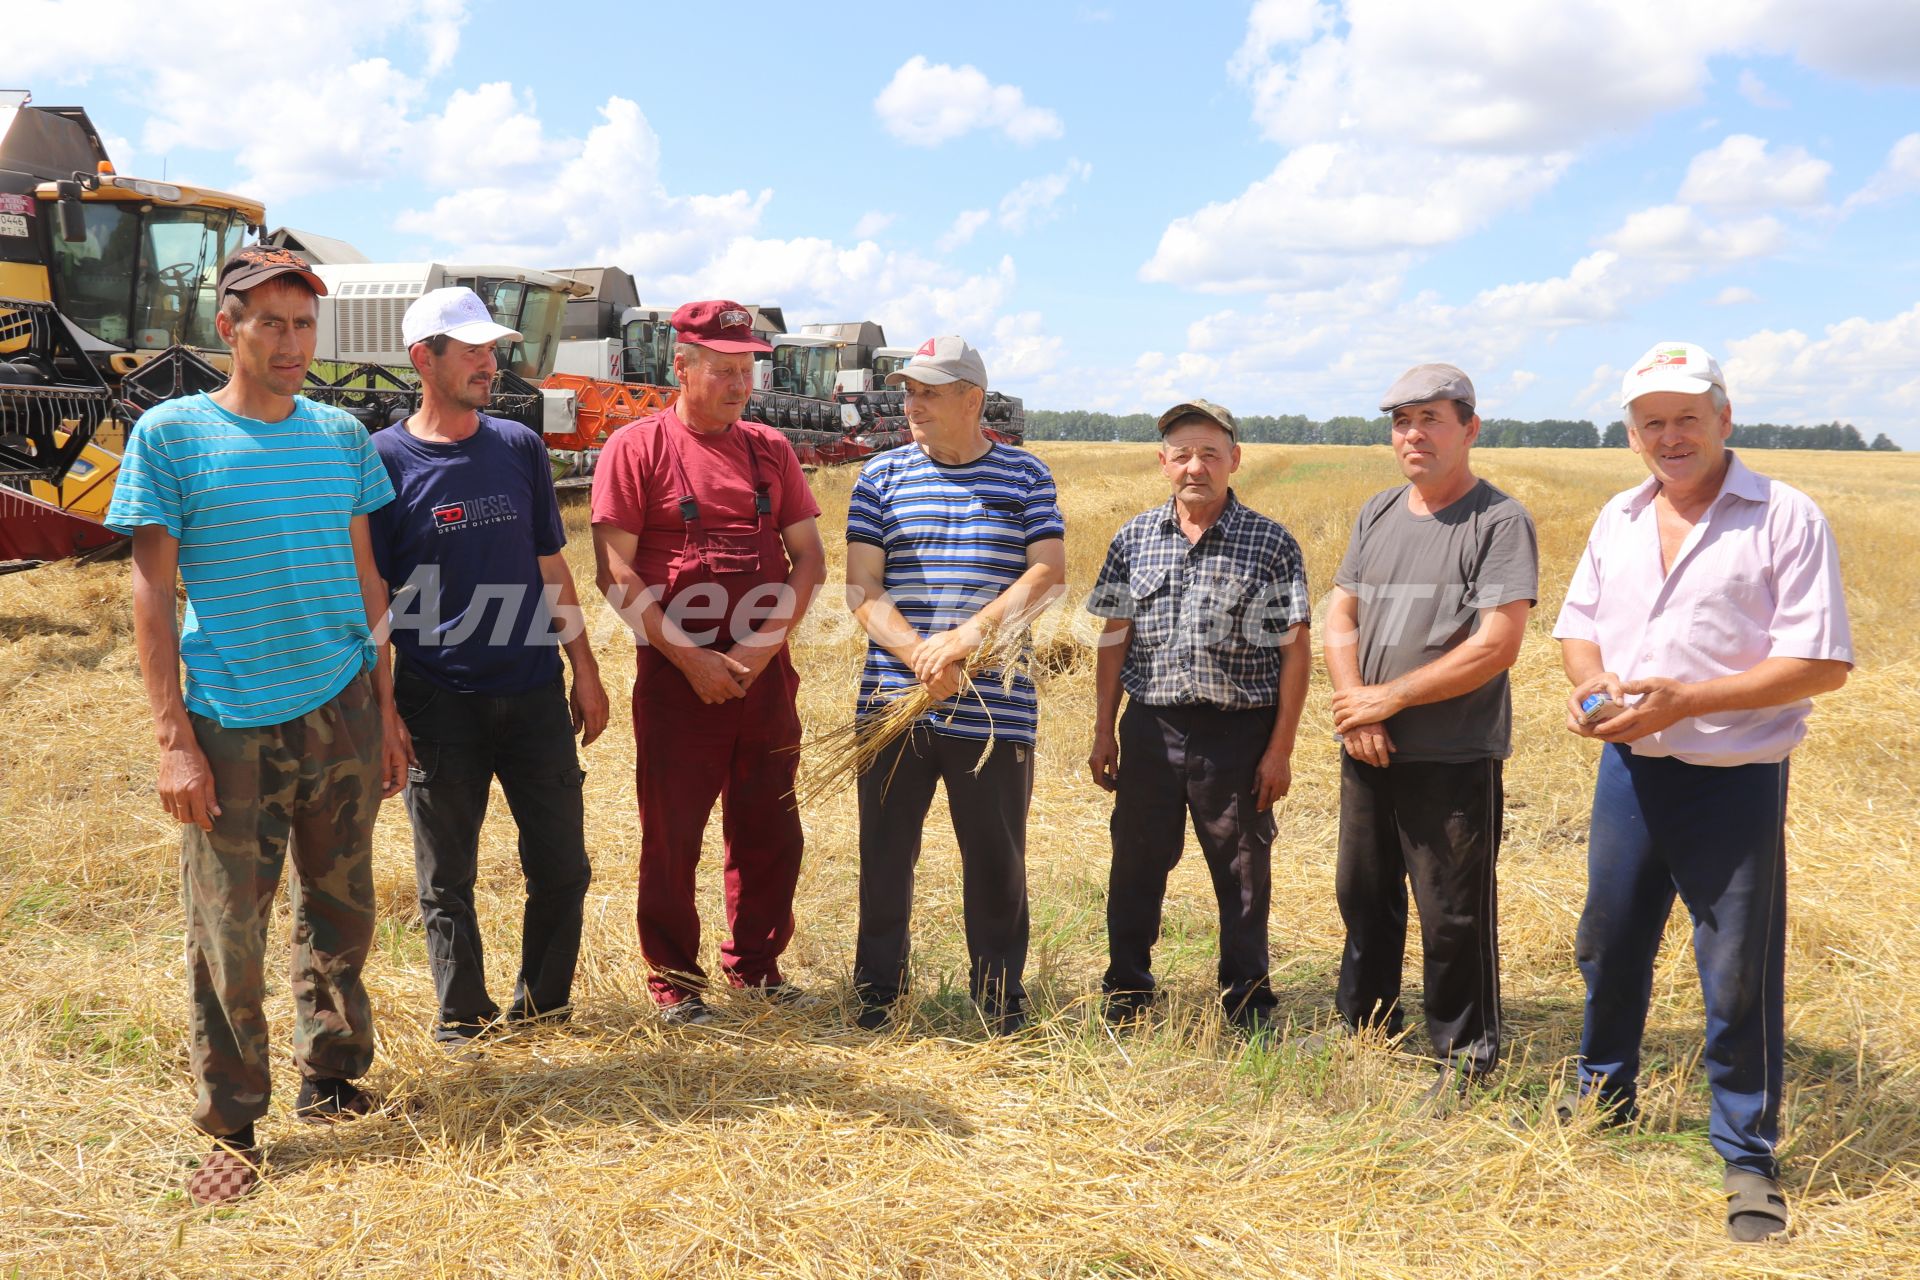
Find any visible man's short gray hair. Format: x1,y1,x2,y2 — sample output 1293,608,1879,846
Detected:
1625,382,1729,429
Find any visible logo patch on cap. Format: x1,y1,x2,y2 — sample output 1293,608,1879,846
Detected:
718,309,750,328
915,338,938,357
1636,347,1690,375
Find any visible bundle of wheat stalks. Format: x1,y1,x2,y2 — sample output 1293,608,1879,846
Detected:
795,603,1049,808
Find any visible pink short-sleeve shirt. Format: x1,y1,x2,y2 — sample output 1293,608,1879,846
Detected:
1552,452,1853,765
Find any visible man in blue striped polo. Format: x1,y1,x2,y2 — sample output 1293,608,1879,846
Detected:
845,336,1066,1035
106,246,409,1206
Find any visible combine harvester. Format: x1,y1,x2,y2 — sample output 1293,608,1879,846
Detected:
1,90,263,568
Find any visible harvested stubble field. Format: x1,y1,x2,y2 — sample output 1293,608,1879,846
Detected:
1,442,1917,1279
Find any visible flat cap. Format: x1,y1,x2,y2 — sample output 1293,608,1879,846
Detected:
1379,363,1475,414
1156,398,1238,439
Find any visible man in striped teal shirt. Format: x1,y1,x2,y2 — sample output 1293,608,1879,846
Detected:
846,336,1066,1035
105,247,407,1207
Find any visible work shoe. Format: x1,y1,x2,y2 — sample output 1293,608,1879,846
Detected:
1229,1004,1278,1041
658,996,714,1027
187,1140,262,1207
854,1000,893,1032
293,1077,377,1124
1103,992,1154,1027
985,1002,1029,1037
1550,1088,1638,1129
743,982,821,1010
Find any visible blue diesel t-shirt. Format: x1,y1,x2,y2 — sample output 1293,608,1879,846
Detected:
369,415,567,695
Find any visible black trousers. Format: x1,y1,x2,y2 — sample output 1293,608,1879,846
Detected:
397,661,591,1040
1335,754,1503,1073
1104,701,1278,1018
853,727,1034,1012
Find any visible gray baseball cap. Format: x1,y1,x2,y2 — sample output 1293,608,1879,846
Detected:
885,335,989,390
1156,398,1238,440
1379,362,1476,413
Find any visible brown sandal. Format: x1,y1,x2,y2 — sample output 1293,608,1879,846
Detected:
1724,1169,1789,1242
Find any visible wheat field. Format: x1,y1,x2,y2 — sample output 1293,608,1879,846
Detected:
1,443,1915,1278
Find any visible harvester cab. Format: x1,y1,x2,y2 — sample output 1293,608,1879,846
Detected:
2,90,265,564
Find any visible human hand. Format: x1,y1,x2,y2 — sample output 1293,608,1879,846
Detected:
571,669,610,746
380,706,415,799
1591,676,1695,743
911,621,983,683
1564,672,1627,737
1088,729,1119,792
1340,721,1395,768
1254,746,1292,810
676,646,751,704
158,741,221,831
1330,683,1404,735
923,662,964,704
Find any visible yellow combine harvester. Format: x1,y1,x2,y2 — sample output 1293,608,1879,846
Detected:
0,89,265,566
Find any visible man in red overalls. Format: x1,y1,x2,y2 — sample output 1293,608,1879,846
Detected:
591,301,827,1025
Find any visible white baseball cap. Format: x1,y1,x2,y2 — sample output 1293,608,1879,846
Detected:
1620,341,1725,408
402,287,522,348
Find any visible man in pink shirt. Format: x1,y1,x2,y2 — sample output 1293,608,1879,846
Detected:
1553,341,1853,1243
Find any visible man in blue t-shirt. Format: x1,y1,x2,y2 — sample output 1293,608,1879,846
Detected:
105,246,407,1207
845,336,1066,1035
370,287,608,1050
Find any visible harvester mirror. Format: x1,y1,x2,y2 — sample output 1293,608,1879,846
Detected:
55,181,86,244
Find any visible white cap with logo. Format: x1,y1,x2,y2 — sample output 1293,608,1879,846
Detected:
402,287,523,348
1620,341,1725,408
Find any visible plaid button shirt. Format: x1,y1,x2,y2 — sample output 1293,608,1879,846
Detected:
1087,493,1311,709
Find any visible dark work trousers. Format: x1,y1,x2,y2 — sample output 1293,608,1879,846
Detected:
1577,744,1789,1179
397,660,591,1041
1104,701,1278,1019
1335,753,1504,1074
853,727,1034,1014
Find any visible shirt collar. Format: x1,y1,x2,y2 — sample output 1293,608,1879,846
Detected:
1624,449,1764,514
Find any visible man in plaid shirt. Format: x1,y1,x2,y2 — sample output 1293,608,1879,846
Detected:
1086,399,1311,1034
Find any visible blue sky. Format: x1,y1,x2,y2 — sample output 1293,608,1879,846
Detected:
12,1,1920,443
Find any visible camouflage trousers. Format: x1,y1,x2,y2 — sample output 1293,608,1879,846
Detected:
182,672,382,1136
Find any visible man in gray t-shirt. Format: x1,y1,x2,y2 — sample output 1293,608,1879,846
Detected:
1322,363,1538,1086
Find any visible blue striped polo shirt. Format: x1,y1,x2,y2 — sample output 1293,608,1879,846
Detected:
846,442,1065,743
105,393,396,728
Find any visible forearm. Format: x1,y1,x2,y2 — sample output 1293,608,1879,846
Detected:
1267,625,1311,755
1561,638,1606,686
971,558,1065,634
598,556,707,668
738,548,826,651
1677,657,1849,715
1092,621,1130,735
1384,635,1511,710
1322,590,1365,692
538,556,601,677
132,579,192,749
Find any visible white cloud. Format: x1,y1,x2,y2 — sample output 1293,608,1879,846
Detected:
1140,143,1567,291
1723,302,1920,421
4,0,475,202
1737,69,1788,109
1678,135,1830,208
1472,251,1636,328
937,209,991,252
1600,204,1785,263
1711,285,1760,306
1843,133,1920,210
852,211,895,239
988,311,1064,379
997,159,1092,233
872,56,1064,147
418,82,573,189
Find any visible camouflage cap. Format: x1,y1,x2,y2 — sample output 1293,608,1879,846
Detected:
1156,398,1238,440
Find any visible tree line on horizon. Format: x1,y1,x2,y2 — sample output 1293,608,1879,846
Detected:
1024,410,1904,452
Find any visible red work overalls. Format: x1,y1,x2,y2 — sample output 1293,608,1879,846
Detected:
632,422,805,1005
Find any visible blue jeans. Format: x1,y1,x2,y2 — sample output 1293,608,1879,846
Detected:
1576,744,1789,1177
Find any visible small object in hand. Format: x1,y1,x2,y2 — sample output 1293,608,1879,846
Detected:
1579,690,1622,725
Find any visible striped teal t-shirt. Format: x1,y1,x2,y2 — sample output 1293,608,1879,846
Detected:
105,393,395,728
847,443,1065,743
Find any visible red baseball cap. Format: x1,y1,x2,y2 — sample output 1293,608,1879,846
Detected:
670,300,771,354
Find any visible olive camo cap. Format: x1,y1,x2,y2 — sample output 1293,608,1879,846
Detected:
1379,363,1476,413
1156,398,1238,439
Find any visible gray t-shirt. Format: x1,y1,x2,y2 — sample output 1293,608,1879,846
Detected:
1334,478,1538,762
